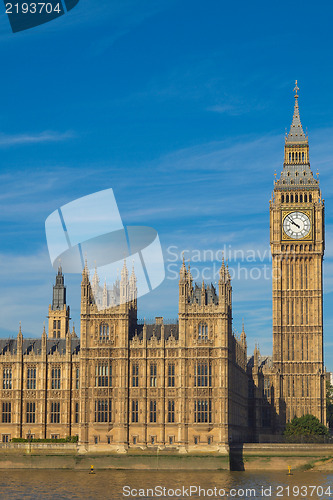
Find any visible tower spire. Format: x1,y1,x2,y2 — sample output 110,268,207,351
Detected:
52,265,66,310
286,80,307,144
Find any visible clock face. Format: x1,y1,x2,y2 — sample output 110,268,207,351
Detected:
283,212,311,239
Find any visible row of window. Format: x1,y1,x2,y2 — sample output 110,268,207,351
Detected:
281,193,312,203
2,362,213,390
99,323,209,342
287,152,305,163
132,362,212,387
2,367,80,390
1,401,76,424
1,399,212,425
281,245,313,252
131,399,212,424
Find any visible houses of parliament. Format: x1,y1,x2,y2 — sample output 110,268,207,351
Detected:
0,84,326,450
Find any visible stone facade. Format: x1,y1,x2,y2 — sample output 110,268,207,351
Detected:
0,85,326,447
0,259,248,450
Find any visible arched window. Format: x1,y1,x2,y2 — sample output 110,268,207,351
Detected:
292,152,294,161
290,194,294,202
198,323,208,340
99,324,109,341
295,194,298,203
304,194,307,202
289,153,291,162
302,152,305,161
281,194,284,203
309,193,312,202
286,194,289,203
300,194,303,203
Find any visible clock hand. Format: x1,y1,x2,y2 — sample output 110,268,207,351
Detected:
287,216,300,229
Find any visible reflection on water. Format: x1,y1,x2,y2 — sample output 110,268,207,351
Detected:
0,470,332,499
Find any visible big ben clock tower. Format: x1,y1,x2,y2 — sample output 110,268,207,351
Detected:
270,82,326,427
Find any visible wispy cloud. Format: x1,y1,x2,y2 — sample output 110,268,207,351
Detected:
0,130,76,147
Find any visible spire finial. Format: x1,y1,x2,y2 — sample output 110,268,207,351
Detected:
294,79,299,98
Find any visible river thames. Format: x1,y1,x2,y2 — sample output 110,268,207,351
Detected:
0,469,332,499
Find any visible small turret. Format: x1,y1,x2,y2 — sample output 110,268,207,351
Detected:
129,263,137,302
120,259,129,305
254,344,260,368
91,266,100,300
240,320,247,347
179,255,187,282
201,280,206,305
42,323,47,353
48,267,70,339
52,265,66,311
17,322,23,353
71,323,77,338
102,280,108,309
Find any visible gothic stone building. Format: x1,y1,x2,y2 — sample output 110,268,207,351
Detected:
0,85,326,447
0,259,248,450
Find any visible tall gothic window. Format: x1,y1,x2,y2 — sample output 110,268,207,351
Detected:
3,368,12,389
150,401,157,423
150,363,157,387
198,323,208,340
168,363,175,387
95,363,112,387
168,400,175,423
27,367,36,390
50,402,60,423
51,368,61,389
132,363,139,387
75,402,79,424
194,400,211,423
75,367,80,389
194,362,211,387
26,402,36,424
53,319,61,338
2,402,11,423
132,400,139,423
99,324,109,341
95,400,112,423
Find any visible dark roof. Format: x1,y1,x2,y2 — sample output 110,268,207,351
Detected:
0,338,80,356
190,283,218,306
247,354,273,371
130,323,179,341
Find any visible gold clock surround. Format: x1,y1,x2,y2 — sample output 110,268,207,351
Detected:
281,208,313,241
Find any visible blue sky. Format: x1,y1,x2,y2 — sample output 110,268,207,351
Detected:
1,0,333,368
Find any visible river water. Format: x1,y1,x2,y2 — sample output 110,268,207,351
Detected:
0,470,332,500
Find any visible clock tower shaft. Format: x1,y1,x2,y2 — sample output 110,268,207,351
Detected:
270,83,326,428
